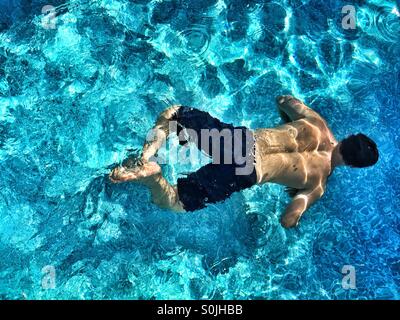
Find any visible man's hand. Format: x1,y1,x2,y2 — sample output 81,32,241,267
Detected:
280,185,325,229
280,209,302,228
276,95,320,122
276,96,291,123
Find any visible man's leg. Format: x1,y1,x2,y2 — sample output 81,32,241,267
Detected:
109,104,179,183
111,104,180,170
141,105,181,162
109,104,247,212
110,162,184,212
144,174,185,212
109,105,184,211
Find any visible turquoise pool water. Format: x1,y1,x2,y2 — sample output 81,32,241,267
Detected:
0,0,399,299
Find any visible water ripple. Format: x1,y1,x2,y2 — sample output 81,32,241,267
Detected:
178,24,210,57
373,5,400,42
355,4,400,42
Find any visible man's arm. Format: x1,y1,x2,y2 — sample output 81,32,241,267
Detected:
280,184,325,228
276,95,320,122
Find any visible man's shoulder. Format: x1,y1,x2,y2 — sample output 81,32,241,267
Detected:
303,115,337,145
307,151,332,175
302,113,328,128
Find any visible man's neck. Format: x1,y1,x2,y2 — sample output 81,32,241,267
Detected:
331,143,345,169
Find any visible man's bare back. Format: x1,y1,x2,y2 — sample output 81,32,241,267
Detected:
254,95,339,227
110,95,379,229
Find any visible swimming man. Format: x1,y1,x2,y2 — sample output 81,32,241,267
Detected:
110,95,379,228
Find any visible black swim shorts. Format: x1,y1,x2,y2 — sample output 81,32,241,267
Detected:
171,106,257,211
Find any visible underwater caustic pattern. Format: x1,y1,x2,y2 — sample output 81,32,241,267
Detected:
0,0,399,299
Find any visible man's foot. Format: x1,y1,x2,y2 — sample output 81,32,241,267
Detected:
109,161,161,184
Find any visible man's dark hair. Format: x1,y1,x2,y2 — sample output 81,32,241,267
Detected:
340,133,379,168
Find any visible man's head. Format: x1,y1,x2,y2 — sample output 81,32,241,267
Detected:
339,133,379,168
